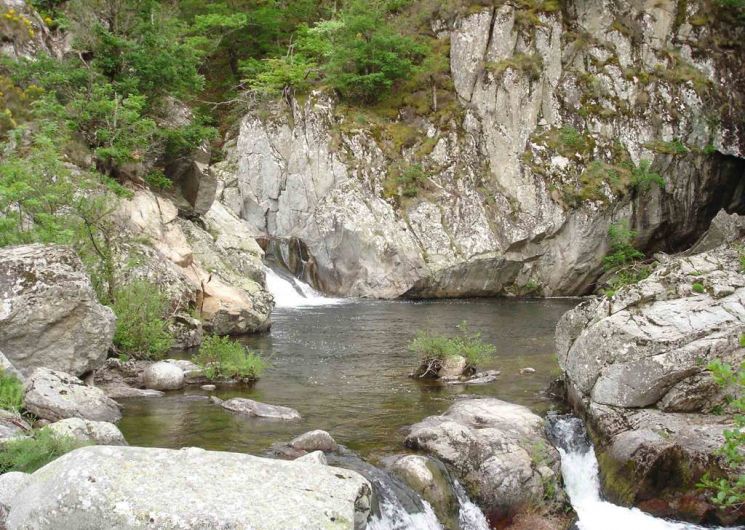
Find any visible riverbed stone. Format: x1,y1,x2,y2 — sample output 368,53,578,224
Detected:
0,244,116,377
384,454,459,529
44,418,127,446
142,361,185,391
296,451,328,465
290,429,337,452
210,396,301,420
405,398,563,520
0,410,30,443
5,445,372,529
23,368,121,423
439,355,468,378
0,472,30,527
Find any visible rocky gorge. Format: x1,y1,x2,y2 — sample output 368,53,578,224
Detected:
1,0,745,528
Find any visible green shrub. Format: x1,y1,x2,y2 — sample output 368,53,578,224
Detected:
631,160,665,191
0,429,88,473
409,321,495,377
112,280,173,360
144,170,173,191
698,359,745,507
194,335,266,382
692,282,705,293
603,221,644,270
0,369,23,412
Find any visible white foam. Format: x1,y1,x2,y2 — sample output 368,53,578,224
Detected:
264,267,344,308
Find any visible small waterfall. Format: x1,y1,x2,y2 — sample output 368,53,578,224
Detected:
453,480,490,530
264,266,343,308
549,415,737,530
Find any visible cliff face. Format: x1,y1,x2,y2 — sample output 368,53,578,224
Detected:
217,0,745,298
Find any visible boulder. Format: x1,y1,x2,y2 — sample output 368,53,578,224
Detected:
290,430,337,452
405,398,563,520
556,241,745,524
0,350,23,382
383,454,459,529
0,244,115,377
23,368,121,423
44,418,127,446
0,410,30,443
5,445,372,529
142,361,185,391
296,451,328,465
210,396,301,421
0,472,30,527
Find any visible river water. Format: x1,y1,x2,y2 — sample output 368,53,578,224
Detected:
118,295,576,457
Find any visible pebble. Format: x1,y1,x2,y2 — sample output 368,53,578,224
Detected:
520,367,536,375
201,384,217,391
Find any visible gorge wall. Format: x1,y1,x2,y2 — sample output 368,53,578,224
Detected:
214,0,745,298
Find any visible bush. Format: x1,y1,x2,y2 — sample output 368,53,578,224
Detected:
631,160,665,191
0,429,88,473
409,321,495,377
692,282,706,293
111,280,173,360
698,359,745,507
194,335,266,382
603,221,644,270
0,369,23,412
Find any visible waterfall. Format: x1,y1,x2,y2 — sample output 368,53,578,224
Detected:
453,480,490,530
263,266,343,308
549,415,737,530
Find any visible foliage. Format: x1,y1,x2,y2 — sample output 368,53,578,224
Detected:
484,52,543,81
194,335,266,382
111,280,173,360
698,359,745,508
631,160,665,191
409,321,496,375
0,429,89,474
0,369,23,412
603,221,644,270
144,169,172,191
692,282,706,293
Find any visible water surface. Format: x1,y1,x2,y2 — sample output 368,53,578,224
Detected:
119,298,578,458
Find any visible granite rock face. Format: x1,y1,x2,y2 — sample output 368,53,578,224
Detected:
218,0,745,298
5,445,373,530
556,235,745,524
0,245,115,377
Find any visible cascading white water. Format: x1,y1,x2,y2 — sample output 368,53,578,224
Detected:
264,266,343,308
365,480,443,530
453,480,490,530
553,416,736,530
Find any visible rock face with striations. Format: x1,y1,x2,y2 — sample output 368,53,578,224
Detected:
405,398,563,522
216,0,745,298
556,231,745,524
0,245,115,377
5,445,372,530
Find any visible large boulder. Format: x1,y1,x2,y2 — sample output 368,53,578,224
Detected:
0,472,30,527
44,418,127,446
405,398,563,521
142,361,185,391
0,245,116,377
556,240,745,524
23,368,121,423
5,445,372,529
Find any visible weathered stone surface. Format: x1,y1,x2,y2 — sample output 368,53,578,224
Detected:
0,350,23,382
0,472,30,527
6,445,372,530
556,239,745,524
211,396,301,421
383,454,459,529
0,410,30,443
290,430,337,452
219,0,745,299
405,398,562,519
0,245,115,377
296,451,328,465
23,368,121,423
142,361,185,391
45,418,127,446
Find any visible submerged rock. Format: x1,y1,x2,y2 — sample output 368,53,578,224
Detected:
23,368,121,423
0,244,115,377
5,445,372,529
44,418,127,446
210,396,301,421
405,398,563,521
